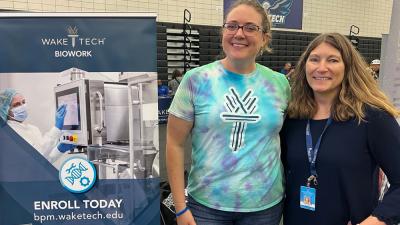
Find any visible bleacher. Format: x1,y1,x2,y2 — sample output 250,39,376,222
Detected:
157,22,382,76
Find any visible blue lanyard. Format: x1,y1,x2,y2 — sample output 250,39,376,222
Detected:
305,117,332,186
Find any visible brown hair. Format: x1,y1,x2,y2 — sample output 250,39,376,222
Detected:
223,0,272,54
287,32,399,121
171,69,182,79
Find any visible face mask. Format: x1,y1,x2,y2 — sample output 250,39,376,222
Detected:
10,104,28,122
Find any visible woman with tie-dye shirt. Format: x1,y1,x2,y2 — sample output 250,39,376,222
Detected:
166,1,290,225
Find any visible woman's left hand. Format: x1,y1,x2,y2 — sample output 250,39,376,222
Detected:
351,216,387,225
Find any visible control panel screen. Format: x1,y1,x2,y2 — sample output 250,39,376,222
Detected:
58,93,79,126
55,87,81,130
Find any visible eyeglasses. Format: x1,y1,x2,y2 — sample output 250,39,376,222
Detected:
222,23,263,36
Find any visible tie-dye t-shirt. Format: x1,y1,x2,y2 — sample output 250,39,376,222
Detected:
168,60,290,212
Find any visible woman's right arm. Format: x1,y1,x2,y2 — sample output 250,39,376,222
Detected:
166,114,196,225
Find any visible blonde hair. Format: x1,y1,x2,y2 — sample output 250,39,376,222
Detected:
223,0,272,54
288,32,399,122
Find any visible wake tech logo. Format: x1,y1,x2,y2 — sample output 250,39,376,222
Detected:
261,0,294,25
41,26,106,58
220,87,261,152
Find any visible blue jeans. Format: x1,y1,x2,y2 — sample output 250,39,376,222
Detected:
187,195,283,225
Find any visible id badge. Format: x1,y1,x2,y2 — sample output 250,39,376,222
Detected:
300,186,316,211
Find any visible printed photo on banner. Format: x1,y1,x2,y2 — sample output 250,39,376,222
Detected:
0,70,160,180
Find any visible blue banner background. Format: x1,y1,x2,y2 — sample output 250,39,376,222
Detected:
0,119,160,225
0,17,157,72
158,97,173,124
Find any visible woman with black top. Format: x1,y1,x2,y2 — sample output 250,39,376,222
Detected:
281,33,400,225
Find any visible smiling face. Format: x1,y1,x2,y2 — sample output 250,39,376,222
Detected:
306,42,345,100
222,4,267,66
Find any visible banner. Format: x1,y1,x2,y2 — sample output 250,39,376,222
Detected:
158,97,173,124
223,0,303,30
0,13,159,225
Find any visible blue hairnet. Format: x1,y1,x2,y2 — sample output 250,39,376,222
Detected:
0,88,17,123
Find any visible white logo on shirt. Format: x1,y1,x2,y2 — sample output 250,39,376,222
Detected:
220,87,261,152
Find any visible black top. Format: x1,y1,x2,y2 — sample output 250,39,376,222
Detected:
281,107,400,225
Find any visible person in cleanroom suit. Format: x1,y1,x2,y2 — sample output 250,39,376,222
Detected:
0,88,75,163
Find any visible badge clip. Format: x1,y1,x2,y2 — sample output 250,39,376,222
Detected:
307,175,318,187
